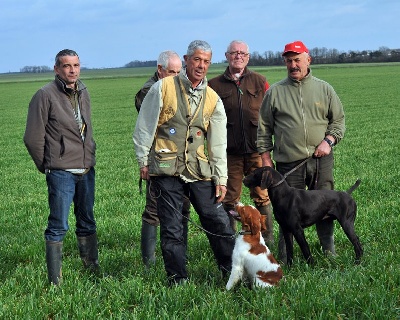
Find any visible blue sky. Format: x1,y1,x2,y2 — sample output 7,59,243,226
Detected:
1,0,399,73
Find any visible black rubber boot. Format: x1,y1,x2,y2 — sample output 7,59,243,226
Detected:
46,240,63,285
77,233,101,275
256,204,274,246
277,227,289,265
141,221,157,268
316,219,336,256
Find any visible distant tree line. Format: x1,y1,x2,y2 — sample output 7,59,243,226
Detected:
247,46,400,66
20,65,52,73
124,60,157,68
122,46,400,68
19,46,400,73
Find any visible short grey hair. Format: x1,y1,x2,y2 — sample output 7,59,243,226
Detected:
186,40,212,57
157,50,180,69
55,49,79,66
226,40,249,53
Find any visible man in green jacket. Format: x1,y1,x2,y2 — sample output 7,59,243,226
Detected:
257,40,345,263
133,40,235,286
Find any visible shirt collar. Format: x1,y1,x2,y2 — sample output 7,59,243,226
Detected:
183,67,204,89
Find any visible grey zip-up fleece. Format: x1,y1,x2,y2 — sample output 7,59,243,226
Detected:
24,76,96,173
257,70,345,163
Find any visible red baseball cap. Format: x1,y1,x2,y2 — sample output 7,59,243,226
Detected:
282,41,309,56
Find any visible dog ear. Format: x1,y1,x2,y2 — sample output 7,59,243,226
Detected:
260,214,267,232
240,208,251,232
250,215,261,235
260,170,270,189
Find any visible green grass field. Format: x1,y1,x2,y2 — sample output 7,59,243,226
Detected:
0,63,399,319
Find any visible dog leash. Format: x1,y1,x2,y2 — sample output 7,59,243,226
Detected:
139,178,143,195
271,156,320,189
161,193,239,239
311,157,319,190
146,179,238,239
270,157,311,188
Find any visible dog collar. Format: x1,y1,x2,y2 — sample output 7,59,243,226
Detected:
239,231,252,235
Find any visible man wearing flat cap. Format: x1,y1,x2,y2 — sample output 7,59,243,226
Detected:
257,40,346,264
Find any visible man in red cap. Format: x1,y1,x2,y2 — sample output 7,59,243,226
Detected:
257,40,346,264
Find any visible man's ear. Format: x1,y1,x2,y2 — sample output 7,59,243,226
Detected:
156,65,163,77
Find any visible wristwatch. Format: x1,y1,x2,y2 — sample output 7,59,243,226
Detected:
323,137,335,148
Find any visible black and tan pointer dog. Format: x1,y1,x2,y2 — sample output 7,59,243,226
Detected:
243,166,363,266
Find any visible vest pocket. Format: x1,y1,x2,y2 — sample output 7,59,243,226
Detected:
151,151,178,176
195,145,212,178
150,139,178,176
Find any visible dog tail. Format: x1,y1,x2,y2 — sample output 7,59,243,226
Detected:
347,179,361,194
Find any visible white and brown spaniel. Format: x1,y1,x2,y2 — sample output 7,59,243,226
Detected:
226,203,283,290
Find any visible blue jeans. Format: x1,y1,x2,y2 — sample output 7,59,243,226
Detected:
45,168,96,242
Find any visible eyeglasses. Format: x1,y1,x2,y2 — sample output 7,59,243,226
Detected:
227,51,249,57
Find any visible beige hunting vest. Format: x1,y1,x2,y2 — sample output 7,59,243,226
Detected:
149,76,218,180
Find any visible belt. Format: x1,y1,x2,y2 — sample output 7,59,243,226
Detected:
73,168,91,175
45,168,91,175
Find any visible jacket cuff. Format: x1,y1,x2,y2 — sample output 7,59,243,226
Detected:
212,176,227,186
138,160,148,168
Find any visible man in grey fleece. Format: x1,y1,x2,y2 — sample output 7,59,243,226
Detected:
24,49,100,285
257,40,345,264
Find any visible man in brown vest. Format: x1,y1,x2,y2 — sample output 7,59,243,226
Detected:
209,40,274,246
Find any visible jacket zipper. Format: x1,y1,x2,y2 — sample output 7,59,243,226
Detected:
236,80,248,154
299,83,310,158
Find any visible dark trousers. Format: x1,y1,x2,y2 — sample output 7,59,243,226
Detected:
142,179,191,226
276,153,334,191
152,176,235,282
